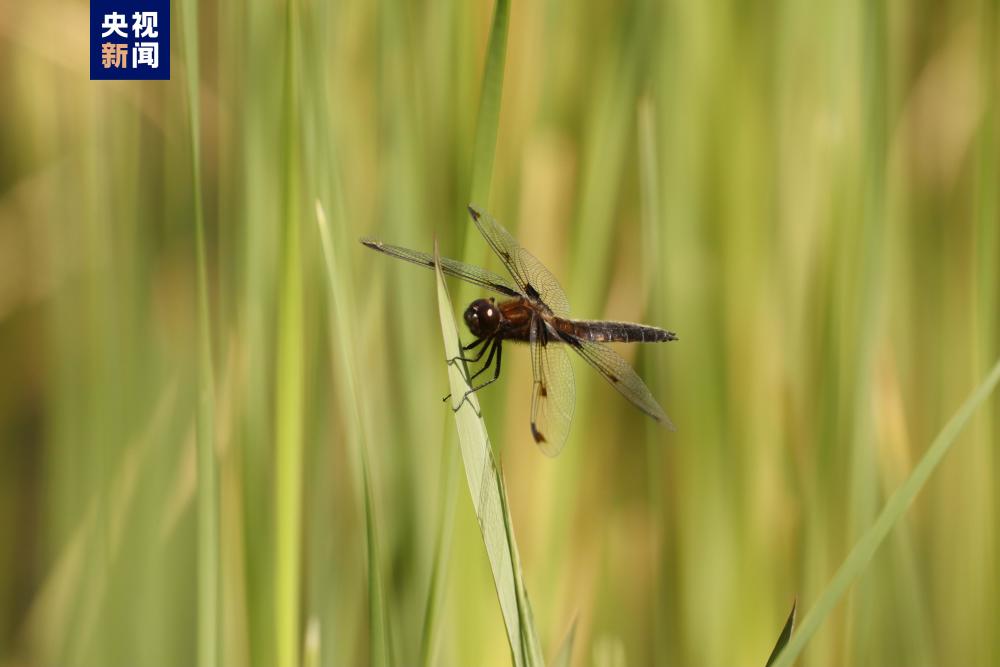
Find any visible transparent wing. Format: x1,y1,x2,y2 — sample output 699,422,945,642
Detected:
569,337,674,429
361,238,520,298
467,205,570,316
529,318,576,456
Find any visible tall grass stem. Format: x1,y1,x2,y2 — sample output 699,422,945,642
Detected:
180,1,219,665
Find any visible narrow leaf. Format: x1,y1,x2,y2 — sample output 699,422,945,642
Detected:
765,599,796,667
433,242,544,667
274,0,304,661
468,0,510,206
316,202,393,667
419,430,458,667
551,617,579,667
458,0,512,297
179,0,218,664
770,357,1000,667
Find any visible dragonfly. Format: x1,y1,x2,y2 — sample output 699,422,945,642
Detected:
361,205,678,456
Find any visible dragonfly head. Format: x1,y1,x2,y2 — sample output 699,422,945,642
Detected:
464,298,500,338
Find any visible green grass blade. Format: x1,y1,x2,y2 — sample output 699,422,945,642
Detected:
316,202,393,667
433,243,543,667
179,1,218,665
418,2,513,661
550,617,578,667
418,428,458,667
275,0,304,664
770,357,1000,667
638,95,676,663
458,0,511,316
764,600,796,667
467,0,510,208
974,7,999,660
496,466,544,667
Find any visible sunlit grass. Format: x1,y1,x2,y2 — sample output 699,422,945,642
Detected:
772,358,1000,667
316,201,393,666
765,600,796,667
434,243,545,667
274,0,304,665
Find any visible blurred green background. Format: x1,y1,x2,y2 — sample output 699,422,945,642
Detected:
1,0,999,665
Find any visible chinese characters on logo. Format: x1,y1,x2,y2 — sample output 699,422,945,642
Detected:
100,12,158,71
101,42,128,68
91,1,169,80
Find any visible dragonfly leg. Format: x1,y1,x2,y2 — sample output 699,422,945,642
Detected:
446,337,489,365
451,341,503,413
442,339,499,403
466,341,499,381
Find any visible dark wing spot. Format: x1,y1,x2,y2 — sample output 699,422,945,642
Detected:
501,250,512,261
540,383,548,397
467,205,480,221
531,423,546,443
525,283,541,300
607,374,619,383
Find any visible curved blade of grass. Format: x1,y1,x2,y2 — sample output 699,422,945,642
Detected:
496,463,544,666
764,600,796,667
433,243,543,667
420,2,517,663
770,357,1000,667
418,1,513,660
551,617,578,667
316,202,393,667
179,1,219,664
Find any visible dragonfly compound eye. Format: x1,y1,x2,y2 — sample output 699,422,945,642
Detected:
464,305,478,328
465,298,500,336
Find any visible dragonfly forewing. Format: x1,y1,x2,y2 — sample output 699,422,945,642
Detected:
361,238,520,297
467,205,570,316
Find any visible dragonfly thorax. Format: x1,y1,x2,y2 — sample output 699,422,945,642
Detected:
464,298,501,338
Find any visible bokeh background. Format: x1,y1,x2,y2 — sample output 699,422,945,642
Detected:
1,0,999,665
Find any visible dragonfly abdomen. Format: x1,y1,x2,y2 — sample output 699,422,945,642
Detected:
560,320,678,343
